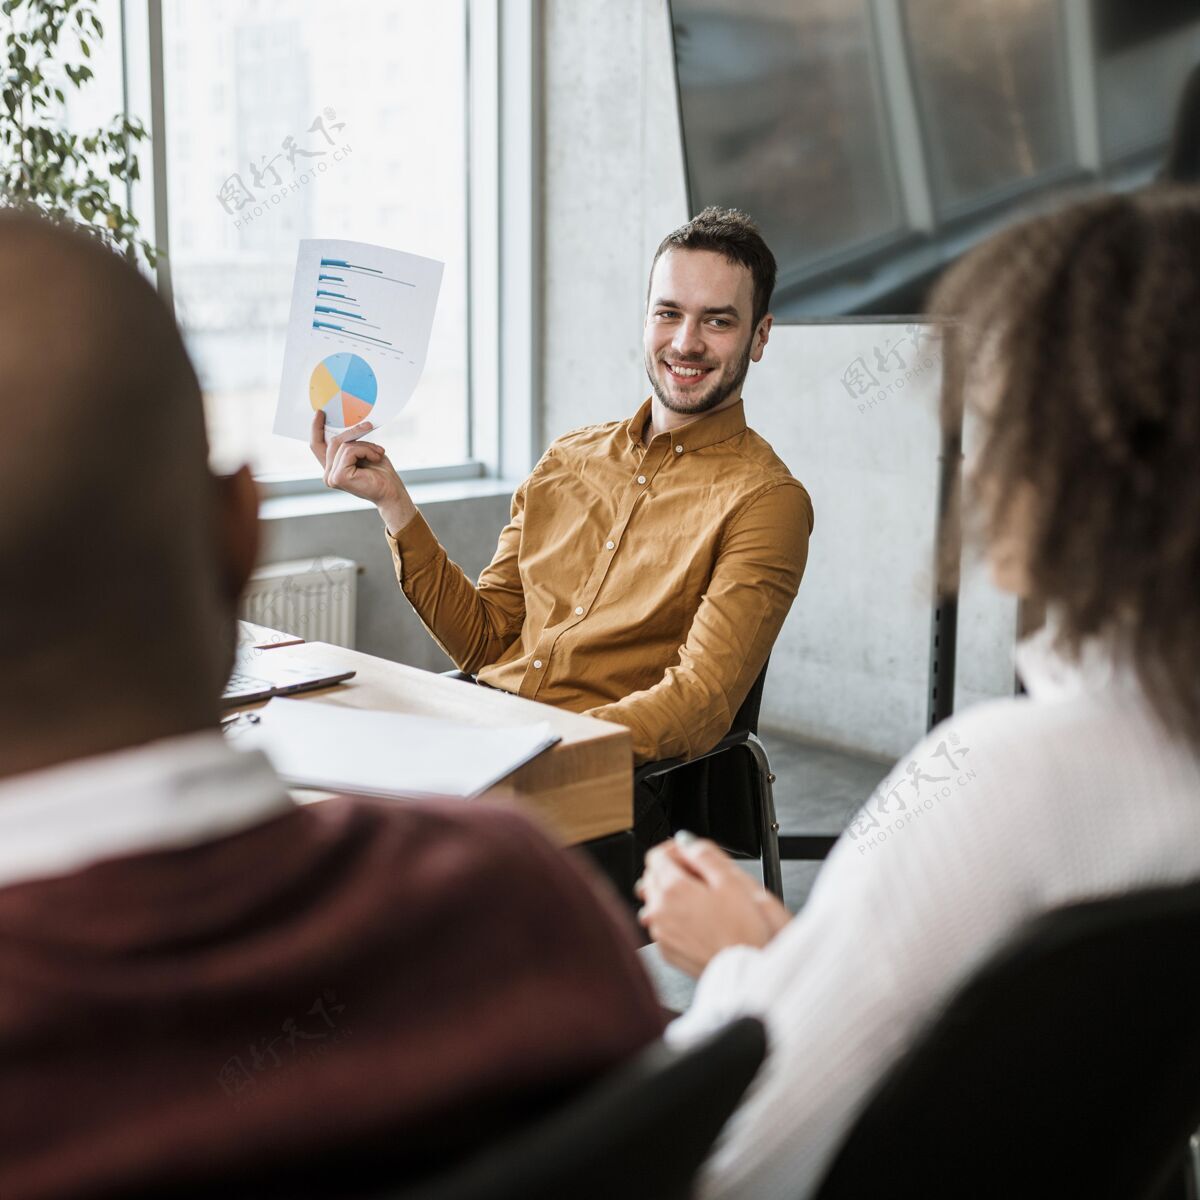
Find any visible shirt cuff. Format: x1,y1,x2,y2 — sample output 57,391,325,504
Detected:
384,508,443,579
582,701,661,764
665,944,761,1045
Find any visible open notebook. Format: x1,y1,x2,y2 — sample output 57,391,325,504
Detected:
236,697,561,801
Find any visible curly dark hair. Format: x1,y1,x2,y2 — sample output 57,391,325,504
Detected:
928,187,1200,745
650,206,777,329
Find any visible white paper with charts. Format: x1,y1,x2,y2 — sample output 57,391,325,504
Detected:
274,238,443,441
238,697,561,802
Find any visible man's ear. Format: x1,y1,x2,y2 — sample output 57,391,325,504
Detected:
214,465,259,601
751,313,773,362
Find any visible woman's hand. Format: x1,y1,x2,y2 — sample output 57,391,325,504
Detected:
636,834,793,977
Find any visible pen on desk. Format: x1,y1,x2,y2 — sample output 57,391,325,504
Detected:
220,712,261,731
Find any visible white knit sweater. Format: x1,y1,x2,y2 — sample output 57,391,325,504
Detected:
667,624,1200,1199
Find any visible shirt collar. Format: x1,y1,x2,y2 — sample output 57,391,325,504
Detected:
622,396,749,454
0,731,294,892
1015,610,1142,704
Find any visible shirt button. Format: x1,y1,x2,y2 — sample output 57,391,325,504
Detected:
605,540,615,550
675,444,683,454
533,659,543,669
574,605,584,615
637,475,647,485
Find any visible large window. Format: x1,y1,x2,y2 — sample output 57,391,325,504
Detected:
672,0,1200,319
670,2,904,281
902,0,1073,216
159,0,469,479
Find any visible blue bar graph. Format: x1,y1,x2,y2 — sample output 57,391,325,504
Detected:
312,320,394,348
314,305,380,328
318,256,414,287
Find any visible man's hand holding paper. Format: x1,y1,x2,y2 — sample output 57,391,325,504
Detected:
310,411,417,534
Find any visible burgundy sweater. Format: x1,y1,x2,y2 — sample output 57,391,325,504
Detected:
0,798,664,1198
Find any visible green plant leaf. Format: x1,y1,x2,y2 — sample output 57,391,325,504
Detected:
2,1,153,273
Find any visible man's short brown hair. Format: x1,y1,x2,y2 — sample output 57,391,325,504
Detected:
650,206,777,329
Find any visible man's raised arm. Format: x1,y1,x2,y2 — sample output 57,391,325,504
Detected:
312,412,526,673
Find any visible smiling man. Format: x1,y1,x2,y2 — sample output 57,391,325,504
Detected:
315,207,813,855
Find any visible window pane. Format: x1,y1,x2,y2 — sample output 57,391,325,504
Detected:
902,0,1072,214
672,0,904,282
162,0,467,477
1095,18,1200,164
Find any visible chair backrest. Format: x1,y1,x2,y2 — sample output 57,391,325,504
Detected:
391,1016,767,1200
656,658,772,857
814,880,1200,1200
149,1021,764,1200
729,657,769,737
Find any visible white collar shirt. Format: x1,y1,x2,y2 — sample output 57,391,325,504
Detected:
0,732,293,893
670,625,1200,1199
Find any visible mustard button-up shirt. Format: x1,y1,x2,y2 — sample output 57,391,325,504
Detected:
386,397,813,763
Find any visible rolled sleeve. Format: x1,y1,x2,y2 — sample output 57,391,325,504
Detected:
386,509,445,583
384,487,529,674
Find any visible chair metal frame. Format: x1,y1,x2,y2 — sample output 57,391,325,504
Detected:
633,663,784,898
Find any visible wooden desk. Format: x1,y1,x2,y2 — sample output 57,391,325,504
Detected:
230,641,634,847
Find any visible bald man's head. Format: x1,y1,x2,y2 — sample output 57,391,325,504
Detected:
0,212,256,772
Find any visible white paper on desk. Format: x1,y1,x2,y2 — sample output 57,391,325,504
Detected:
273,238,443,441
241,698,560,801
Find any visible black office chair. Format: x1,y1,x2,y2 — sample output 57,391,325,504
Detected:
443,664,785,897
150,1019,765,1200
392,1016,767,1200
636,660,784,897
813,880,1200,1200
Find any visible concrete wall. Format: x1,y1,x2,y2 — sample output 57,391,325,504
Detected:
541,0,1018,757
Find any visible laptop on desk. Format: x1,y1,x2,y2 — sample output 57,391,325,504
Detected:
222,647,356,706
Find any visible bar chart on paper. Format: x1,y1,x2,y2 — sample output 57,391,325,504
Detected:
275,239,443,440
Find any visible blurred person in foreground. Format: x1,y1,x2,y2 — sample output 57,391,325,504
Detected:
0,212,663,1200
638,189,1200,1199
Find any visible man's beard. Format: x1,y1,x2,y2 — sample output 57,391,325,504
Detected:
645,337,753,416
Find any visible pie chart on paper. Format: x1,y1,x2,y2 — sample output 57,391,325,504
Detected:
309,352,378,428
